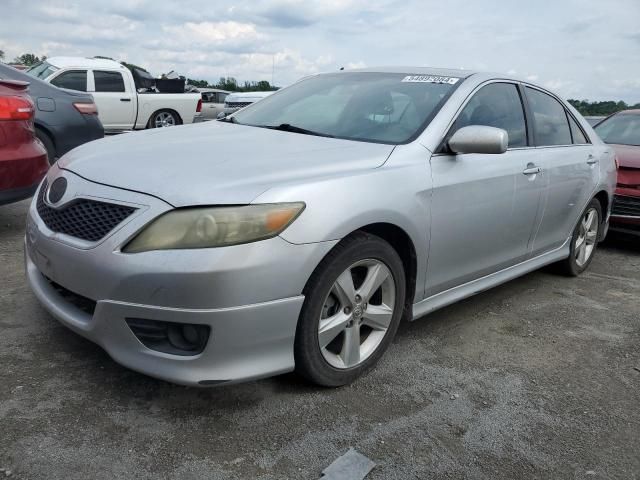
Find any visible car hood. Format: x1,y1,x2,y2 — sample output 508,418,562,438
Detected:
611,144,640,168
59,121,395,206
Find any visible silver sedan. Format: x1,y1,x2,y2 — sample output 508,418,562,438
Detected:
25,67,616,387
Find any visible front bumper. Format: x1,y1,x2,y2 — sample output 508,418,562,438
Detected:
0,180,40,206
25,169,337,386
610,193,640,236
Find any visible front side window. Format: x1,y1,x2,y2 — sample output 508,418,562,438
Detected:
525,87,572,146
94,70,125,92
232,72,461,144
594,113,640,146
452,82,527,147
568,115,589,144
50,70,87,91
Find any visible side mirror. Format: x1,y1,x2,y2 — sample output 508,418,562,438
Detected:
217,112,226,120
448,125,508,154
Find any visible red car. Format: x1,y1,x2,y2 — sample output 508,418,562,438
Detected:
0,79,48,205
594,110,640,236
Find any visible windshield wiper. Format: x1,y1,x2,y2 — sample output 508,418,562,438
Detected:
261,123,334,138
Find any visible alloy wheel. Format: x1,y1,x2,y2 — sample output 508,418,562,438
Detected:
575,207,599,267
318,259,396,369
154,111,176,128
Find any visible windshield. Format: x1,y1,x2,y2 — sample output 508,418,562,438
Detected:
595,113,640,146
26,61,59,80
232,72,461,144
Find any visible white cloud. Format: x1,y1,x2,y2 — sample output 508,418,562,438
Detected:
0,0,639,101
162,21,265,46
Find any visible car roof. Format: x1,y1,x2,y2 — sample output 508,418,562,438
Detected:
197,88,230,93
46,56,126,70
342,66,476,78
227,91,274,99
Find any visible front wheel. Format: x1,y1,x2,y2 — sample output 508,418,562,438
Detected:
294,232,406,387
557,198,602,276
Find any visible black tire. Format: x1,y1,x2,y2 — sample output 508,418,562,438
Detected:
556,198,602,276
148,110,181,129
36,129,56,165
294,232,406,387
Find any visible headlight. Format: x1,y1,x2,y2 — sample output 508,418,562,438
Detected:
123,203,305,253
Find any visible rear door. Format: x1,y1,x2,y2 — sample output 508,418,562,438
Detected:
426,82,546,296
523,87,597,255
89,70,136,131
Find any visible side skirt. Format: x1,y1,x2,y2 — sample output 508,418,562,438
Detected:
411,236,572,320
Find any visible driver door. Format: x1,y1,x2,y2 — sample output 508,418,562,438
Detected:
425,82,546,296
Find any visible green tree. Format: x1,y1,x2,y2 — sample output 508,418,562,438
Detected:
567,99,635,116
186,78,210,88
13,53,42,66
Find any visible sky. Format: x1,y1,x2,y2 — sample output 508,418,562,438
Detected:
1,0,639,102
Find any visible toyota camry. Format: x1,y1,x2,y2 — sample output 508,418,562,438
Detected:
25,68,616,387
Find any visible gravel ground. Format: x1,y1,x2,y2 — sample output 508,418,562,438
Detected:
1,199,639,480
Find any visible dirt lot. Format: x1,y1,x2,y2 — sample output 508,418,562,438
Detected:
1,199,639,480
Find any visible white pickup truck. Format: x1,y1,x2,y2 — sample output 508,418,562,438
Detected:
27,57,201,133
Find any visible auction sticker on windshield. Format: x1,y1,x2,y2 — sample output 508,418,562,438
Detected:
401,75,459,84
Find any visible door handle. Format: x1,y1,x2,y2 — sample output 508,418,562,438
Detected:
120,98,132,102
587,155,598,165
523,165,542,175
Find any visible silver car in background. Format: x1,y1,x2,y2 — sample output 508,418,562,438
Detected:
196,88,230,121
222,91,274,116
25,68,616,387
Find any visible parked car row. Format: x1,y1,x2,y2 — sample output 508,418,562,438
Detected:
1,63,104,163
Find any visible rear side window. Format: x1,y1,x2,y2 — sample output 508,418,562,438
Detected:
94,71,125,92
525,87,572,146
50,70,87,92
568,115,589,144
453,83,527,148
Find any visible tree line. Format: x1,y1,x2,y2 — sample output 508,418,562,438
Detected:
567,99,640,117
186,77,278,92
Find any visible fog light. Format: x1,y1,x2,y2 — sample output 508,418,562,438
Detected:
126,318,210,356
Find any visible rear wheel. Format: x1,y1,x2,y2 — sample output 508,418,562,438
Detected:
294,232,406,387
149,110,180,128
35,129,56,165
557,198,602,276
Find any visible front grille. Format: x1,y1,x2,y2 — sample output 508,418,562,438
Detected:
44,275,97,316
36,181,136,242
612,195,640,217
225,101,251,108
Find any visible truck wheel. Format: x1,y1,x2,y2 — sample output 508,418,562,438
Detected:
149,110,181,128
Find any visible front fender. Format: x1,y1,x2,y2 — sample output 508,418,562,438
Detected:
252,147,433,300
